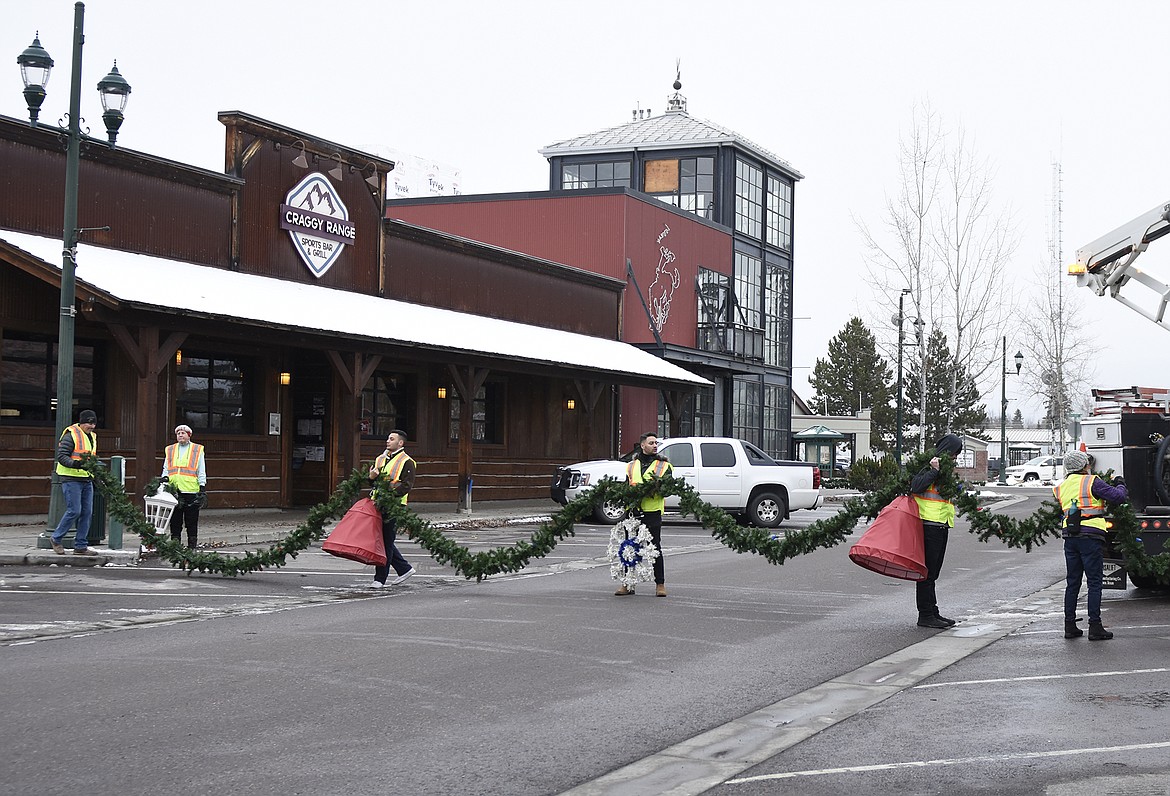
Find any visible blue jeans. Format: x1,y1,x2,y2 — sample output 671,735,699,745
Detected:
53,479,94,549
1064,535,1105,623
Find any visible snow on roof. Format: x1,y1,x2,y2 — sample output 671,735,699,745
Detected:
0,230,710,388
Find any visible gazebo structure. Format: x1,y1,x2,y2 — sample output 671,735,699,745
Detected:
794,424,846,473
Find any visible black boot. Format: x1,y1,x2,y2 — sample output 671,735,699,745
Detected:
1088,621,1113,641
1064,619,1083,638
935,614,957,627
917,614,950,629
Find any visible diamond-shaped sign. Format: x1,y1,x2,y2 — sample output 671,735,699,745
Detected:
279,172,356,279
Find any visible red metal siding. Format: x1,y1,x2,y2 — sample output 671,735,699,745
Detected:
389,193,734,349
386,235,618,337
389,194,630,279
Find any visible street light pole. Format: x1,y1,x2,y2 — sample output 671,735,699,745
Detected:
895,289,911,464
997,336,1024,486
18,2,130,529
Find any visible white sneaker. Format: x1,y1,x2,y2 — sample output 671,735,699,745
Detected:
369,581,386,589
391,567,416,585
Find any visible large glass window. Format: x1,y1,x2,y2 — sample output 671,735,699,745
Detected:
657,387,715,438
561,160,632,189
361,372,417,439
0,334,99,426
766,175,793,250
764,258,792,367
450,382,504,444
176,354,254,433
763,383,790,459
733,251,763,330
645,156,714,218
735,158,763,239
696,268,730,353
731,376,761,447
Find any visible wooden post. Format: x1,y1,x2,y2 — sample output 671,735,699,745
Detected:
107,324,185,495
448,364,489,513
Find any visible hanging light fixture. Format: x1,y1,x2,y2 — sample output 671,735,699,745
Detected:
328,152,345,181
436,386,447,399
279,371,292,386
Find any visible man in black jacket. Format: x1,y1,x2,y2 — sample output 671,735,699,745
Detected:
910,434,964,629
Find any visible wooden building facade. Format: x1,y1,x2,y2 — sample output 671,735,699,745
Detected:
0,112,706,519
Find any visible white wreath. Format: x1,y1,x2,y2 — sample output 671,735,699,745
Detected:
606,516,660,588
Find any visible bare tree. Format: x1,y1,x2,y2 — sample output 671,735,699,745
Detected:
857,101,944,453
1018,256,1096,449
933,126,1020,432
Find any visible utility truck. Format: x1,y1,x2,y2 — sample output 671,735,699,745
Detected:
1073,207,1170,587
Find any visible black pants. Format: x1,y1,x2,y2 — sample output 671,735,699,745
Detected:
916,520,950,617
642,510,666,585
374,516,412,584
169,494,200,548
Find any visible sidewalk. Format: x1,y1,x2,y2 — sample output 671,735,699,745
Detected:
0,499,558,568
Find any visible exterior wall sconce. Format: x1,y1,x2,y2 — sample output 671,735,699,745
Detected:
290,139,309,169
279,371,291,386
174,349,182,366
328,152,345,181
436,386,447,399
565,398,576,410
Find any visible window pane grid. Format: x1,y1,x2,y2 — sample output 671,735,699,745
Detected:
561,159,633,189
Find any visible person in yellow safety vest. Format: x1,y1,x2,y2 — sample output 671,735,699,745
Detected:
615,432,673,598
50,409,101,556
366,428,416,588
910,434,964,629
1055,449,1128,641
160,424,207,549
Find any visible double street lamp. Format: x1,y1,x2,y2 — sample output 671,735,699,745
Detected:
997,336,1024,485
18,2,130,526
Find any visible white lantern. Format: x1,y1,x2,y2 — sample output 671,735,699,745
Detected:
143,487,178,533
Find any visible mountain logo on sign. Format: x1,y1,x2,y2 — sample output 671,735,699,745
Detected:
279,172,355,279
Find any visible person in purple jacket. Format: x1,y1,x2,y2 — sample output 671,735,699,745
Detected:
1054,449,1128,640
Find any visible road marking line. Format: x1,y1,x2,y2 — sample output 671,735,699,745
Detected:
913,667,1170,689
725,741,1170,783
556,581,1067,796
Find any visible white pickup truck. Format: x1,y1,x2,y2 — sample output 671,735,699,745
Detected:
550,436,823,528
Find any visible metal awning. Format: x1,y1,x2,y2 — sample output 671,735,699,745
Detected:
0,230,710,390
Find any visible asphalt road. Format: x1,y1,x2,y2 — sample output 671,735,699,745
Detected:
2,489,1168,796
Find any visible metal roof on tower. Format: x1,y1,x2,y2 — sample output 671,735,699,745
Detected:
538,82,803,181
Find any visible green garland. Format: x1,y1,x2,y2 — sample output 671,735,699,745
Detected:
82,447,1168,583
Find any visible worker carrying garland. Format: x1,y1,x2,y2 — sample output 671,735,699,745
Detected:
1054,449,1128,641
160,424,207,549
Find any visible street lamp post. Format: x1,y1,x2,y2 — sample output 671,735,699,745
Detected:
894,289,912,464
997,336,1024,486
18,2,130,529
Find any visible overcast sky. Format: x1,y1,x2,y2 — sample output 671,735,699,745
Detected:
6,1,1169,422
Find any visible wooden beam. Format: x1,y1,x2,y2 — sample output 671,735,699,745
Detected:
447,364,490,511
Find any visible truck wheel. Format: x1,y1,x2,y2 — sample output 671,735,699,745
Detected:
1155,434,1170,506
748,492,786,529
593,500,628,525
1023,473,1038,483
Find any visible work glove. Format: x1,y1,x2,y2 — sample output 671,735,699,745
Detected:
160,476,169,484
1112,475,1125,487
196,488,208,510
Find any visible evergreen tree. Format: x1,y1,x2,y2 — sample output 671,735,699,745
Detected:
1011,408,1024,428
904,328,989,450
809,317,897,453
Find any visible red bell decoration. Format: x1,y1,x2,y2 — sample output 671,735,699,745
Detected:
849,495,927,581
323,497,388,566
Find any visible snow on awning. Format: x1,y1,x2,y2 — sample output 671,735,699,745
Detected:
0,230,710,389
